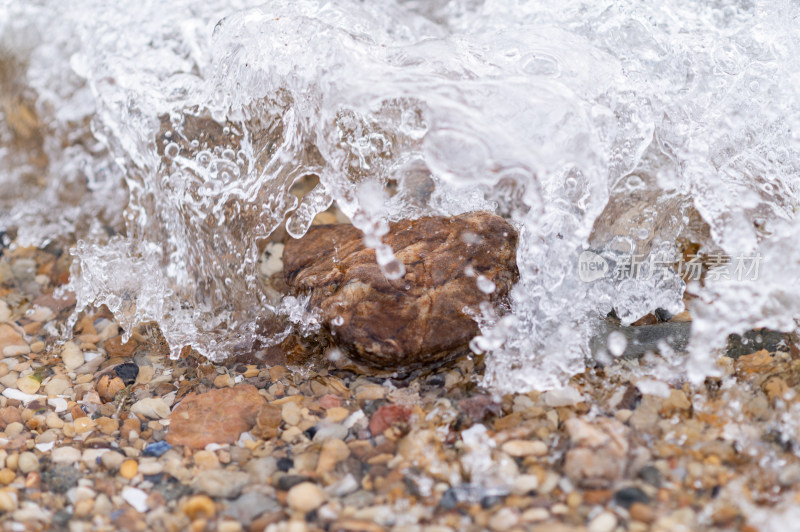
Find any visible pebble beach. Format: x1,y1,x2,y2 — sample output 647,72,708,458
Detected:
1,239,799,532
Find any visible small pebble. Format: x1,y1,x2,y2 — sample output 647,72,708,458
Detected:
194,450,220,470
61,342,84,371
74,417,95,433
282,402,302,426
501,440,548,457
489,507,519,531
5,422,23,436
184,495,216,519
15,376,40,395
0,489,18,512
287,482,326,513
121,486,148,513
0,469,15,485
52,447,81,464
120,459,138,479
101,452,125,471
45,412,64,429
588,511,618,532
130,397,170,419
138,458,164,476
18,453,39,474
44,378,69,396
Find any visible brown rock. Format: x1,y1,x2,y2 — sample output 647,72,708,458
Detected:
167,384,266,449
369,404,412,436
284,212,518,370
104,335,139,358
120,417,141,440
0,323,26,354
97,375,125,403
629,502,655,523
254,404,282,439
0,407,22,430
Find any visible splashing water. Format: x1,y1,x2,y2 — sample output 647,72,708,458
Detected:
2,0,800,392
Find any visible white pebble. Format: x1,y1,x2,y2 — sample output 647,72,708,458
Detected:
121,486,149,513
61,342,84,371
131,397,170,419
18,452,39,473
2,387,44,404
52,447,82,463
3,345,30,356
287,482,326,513
588,511,618,532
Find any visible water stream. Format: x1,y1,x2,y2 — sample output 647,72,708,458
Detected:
1,0,799,394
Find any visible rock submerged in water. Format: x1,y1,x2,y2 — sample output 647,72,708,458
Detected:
283,211,518,370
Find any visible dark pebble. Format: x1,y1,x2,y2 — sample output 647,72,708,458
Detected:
276,457,293,472
52,510,71,528
614,486,650,508
480,494,504,508
439,488,459,510
114,362,140,385
42,465,80,494
143,440,172,457
154,477,191,502
275,474,312,491
637,465,662,487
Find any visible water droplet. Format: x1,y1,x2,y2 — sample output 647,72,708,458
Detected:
608,331,628,357
476,275,496,294
165,143,180,159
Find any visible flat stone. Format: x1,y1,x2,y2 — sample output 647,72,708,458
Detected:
284,212,518,370
223,492,280,524
167,384,265,449
51,447,82,464
190,470,250,499
130,397,170,419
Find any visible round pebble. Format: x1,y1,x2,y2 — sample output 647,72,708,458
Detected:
44,378,69,396
588,511,618,532
4,422,23,436
120,460,138,479
194,450,220,470
184,494,216,519
0,469,15,485
45,412,64,429
489,507,519,531
74,417,95,433
281,402,302,426
287,482,326,513
101,452,125,471
138,459,164,476
18,453,39,474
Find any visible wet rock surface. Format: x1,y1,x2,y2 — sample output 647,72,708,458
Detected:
284,211,518,370
167,384,265,449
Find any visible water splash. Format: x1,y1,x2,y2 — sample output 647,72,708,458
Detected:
1,0,800,391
